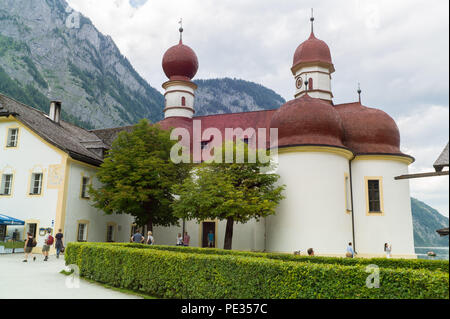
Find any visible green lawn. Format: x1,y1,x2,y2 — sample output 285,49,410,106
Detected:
0,241,24,249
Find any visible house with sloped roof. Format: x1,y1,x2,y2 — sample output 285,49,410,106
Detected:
0,94,134,252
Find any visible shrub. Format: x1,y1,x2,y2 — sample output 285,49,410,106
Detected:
103,242,449,273
65,242,449,299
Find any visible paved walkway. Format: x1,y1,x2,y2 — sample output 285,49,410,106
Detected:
0,253,141,299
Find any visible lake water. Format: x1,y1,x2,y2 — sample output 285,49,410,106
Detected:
415,247,449,260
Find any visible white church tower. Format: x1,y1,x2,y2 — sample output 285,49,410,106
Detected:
161,24,199,118
291,12,334,102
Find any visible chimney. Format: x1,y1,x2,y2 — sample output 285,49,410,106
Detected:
49,100,62,123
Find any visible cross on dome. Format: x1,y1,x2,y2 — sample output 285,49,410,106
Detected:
179,18,183,43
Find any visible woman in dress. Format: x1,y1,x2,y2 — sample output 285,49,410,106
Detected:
147,231,154,245
384,243,392,258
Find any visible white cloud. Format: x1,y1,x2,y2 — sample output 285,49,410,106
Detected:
396,106,449,217
66,0,449,216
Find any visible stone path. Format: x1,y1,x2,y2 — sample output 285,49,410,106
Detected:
0,253,141,299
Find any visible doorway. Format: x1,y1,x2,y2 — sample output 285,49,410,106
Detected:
202,221,216,248
0,225,6,241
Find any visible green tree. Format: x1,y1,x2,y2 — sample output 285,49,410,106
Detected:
172,141,285,249
89,119,190,231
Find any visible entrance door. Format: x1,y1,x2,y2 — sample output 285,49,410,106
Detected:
202,222,216,248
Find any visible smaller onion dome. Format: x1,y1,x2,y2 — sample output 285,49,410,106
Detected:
292,32,333,72
162,40,199,81
335,102,406,155
270,94,345,148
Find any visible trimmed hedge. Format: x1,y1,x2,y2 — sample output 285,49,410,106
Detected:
103,242,449,273
65,242,449,299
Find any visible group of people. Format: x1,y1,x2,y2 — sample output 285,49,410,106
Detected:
22,229,64,262
305,242,392,258
130,230,155,245
176,232,191,246
21,227,393,260
131,230,193,247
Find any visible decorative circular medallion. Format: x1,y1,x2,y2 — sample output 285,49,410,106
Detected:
295,77,303,89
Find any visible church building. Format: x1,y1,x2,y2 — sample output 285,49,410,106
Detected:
0,16,416,258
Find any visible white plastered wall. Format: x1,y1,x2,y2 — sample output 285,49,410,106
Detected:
0,119,62,248
294,65,332,100
164,84,195,118
351,158,416,258
63,162,134,244
153,218,265,251
266,151,352,255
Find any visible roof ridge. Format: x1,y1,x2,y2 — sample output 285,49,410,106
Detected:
193,108,278,119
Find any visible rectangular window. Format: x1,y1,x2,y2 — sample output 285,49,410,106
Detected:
368,179,381,212
0,174,13,195
30,173,43,195
6,128,19,147
81,176,90,199
106,225,114,242
77,223,87,242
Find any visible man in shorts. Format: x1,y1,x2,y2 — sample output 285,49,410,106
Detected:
42,230,53,261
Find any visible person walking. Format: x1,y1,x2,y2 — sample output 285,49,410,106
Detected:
42,230,54,261
176,233,183,246
55,229,64,259
346,242,355,258
23,232,36,262
130,229,144,243
183,231,190,247
307,248,314,256
384,243,392,258
146,231,154,245
207,230,214,248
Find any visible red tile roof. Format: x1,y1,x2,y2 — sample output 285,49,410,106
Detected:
292,32,333,70
335,102,409,156
157,98,413,161
162,40,199,81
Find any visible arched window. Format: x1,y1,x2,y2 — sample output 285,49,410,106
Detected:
308,78,313,90
181,96,186,106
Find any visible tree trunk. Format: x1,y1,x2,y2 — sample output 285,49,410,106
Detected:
147,217,153,232
223,217,234,250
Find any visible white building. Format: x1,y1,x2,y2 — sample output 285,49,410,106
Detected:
0,17,416,258
0,98,134,254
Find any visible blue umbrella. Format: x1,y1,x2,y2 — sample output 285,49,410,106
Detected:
0,214,25,226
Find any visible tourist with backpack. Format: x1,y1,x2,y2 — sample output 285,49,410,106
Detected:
42,229,53,261
23,232,36,262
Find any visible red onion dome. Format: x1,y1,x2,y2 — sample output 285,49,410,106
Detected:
335,102,406,155
162,40,199,81
270,94,345,148
292,32,333,72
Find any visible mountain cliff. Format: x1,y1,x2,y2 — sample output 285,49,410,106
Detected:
0,0,164,129
411,197,449,247
194,78,285,116
0,0,285,129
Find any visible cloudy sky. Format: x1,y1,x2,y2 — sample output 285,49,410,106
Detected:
66,0,449,217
